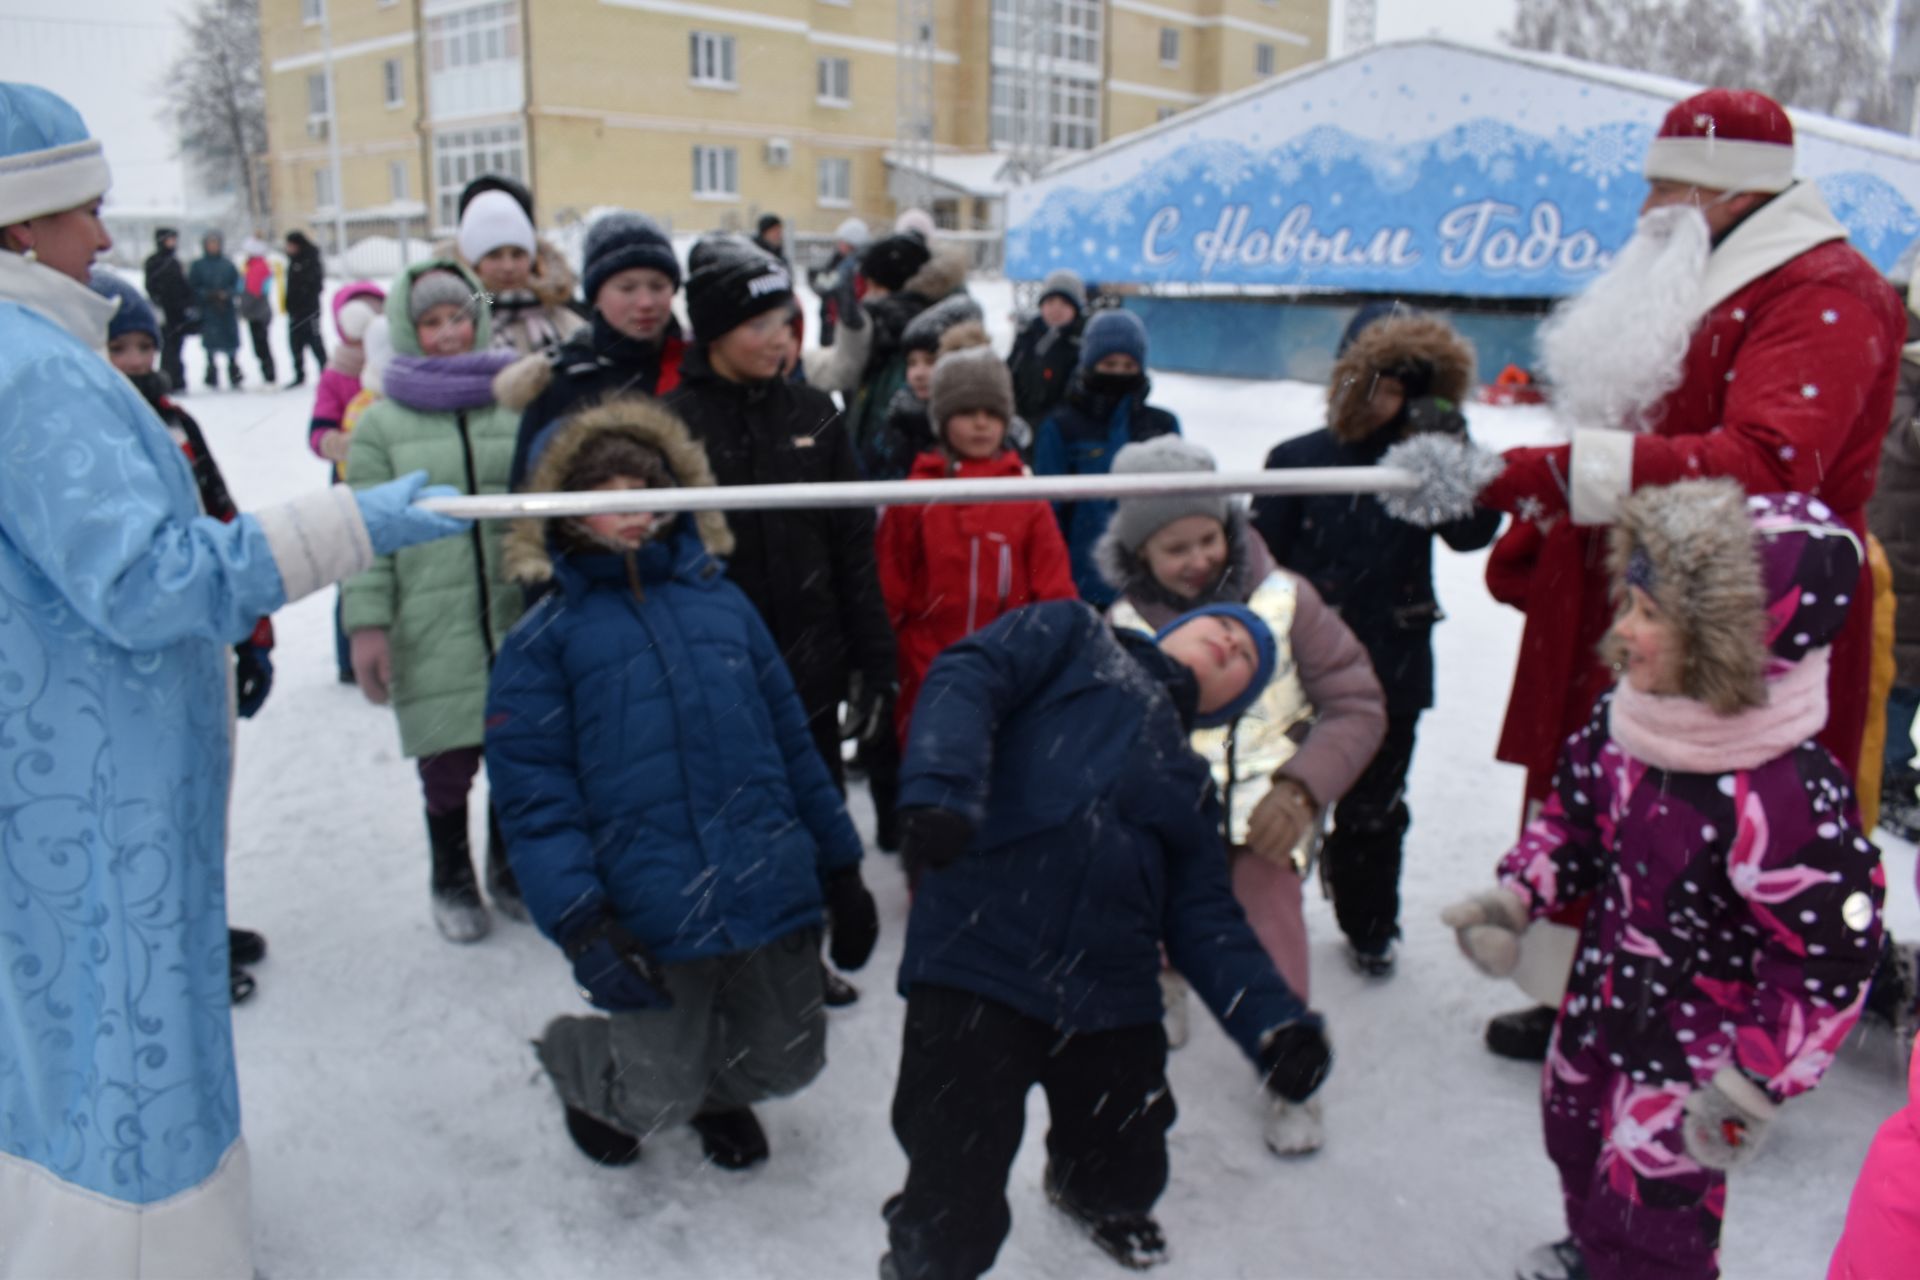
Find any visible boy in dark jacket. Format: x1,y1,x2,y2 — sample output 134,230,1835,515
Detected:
283,229,328,386
485,399,879,1172
1250,304,1500,978
866,293,982,480
142,226,191,390
883,599,1332,1279
1006,268,1085,426
1032,309,1180,608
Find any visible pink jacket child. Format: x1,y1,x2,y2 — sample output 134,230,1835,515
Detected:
1444,480,1886,1280
308,281,386,475
1829,1046,1920,1279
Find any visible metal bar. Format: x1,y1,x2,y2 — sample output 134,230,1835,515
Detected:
419,467,1420,520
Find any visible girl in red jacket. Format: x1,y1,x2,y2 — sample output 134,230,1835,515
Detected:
877,324,1077,743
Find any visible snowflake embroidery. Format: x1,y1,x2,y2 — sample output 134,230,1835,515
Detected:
1489,156,1517,185
1821,310,1839,325
1092,189,1135,236
1801,385,1819,399
1516,495,1549,524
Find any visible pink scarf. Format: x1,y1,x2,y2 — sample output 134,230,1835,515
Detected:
1609,648,1830,774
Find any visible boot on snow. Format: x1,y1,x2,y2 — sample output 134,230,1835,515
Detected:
485,807,530,924
1264,1095,1324,1157
690,1106,769,1169
229,927,267,967
564,1105,642,1166
1486,1005,1557,1062
823,960,860,1007
1515,1238,1589,1280
1346,937,1397,979
426,807,491,944
1044,1164,1169,1270
1878,768,1920,841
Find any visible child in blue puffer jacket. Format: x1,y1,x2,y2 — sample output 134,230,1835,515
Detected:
882,599,1332,1279
484,398,880,1175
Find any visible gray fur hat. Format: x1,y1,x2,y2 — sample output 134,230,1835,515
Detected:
930,344,1014,434
1101,437,1232,554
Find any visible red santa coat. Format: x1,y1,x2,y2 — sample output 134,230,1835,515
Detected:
1488,182,1904,800
877,448,1077,741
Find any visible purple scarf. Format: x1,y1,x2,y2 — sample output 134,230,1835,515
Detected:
383,349,517,413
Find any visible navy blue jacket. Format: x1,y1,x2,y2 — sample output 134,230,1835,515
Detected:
485,525,864,962
897,600,1314,1060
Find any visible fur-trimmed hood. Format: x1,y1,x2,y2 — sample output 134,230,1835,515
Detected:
436,233,580,310
503,397,734,585
1093,505,1271,621
1326,314,1476,443
902,245,970,302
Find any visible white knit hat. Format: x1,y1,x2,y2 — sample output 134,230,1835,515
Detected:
456,188,537,263
0,83,111,226
834,217,871,249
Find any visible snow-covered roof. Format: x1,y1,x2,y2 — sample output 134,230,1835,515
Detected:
884,151,1019,199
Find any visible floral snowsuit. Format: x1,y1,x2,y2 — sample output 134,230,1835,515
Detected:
1500,695,1884,1280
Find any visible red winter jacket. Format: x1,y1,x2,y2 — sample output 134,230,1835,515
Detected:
1491,199,1904,801
877,449,1076,740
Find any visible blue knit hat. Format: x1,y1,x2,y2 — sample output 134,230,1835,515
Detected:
89,269,158,342
582,211,681,303
1156,602,1278,729
0,83,111,226
1080,309,1149,371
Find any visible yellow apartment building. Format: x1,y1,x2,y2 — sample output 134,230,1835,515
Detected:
260,0,1328,247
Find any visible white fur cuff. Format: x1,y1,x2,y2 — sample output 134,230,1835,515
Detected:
255,485,375,603
1569,428,1636,526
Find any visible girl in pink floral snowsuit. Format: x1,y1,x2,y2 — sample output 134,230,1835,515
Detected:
1445,481,1886,1280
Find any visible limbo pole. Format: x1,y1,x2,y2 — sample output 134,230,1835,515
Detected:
419,467,1422,521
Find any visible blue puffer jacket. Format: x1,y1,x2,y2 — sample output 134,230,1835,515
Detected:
485,495,863,964
896,600,1315,1061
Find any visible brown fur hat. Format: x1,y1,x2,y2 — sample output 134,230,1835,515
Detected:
503,397,733,585
1601,478,1768,713
1326,313,1476,443
937,319,992,356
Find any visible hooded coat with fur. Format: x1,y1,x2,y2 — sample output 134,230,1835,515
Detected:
1252,313,1498,713
846,246,970,459
486,400,862,962
476,239,588,359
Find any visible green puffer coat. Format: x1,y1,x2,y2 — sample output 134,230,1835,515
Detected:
343,260,523,757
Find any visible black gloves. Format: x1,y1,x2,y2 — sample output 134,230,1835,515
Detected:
1403,394,1468,437
898,807,974,881
235,643,273,718
1260,1019,1333,1104
823,866,879,971
842,672,895,749
559,908,671,1013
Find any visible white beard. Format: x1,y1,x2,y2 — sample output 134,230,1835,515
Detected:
1537,204,1712,435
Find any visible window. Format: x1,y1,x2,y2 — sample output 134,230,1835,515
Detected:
389,159,409,200
1159,28,1179,67
383,58,404,108
692,145,739,199
689,31,736,87
816,56,850,105
301,0,323,24
817,156,851,207
433,123,526,228
991,0,1100,68
306,71,329,117
314,167,335,210
1255,42,1275,77
989,69,1099,151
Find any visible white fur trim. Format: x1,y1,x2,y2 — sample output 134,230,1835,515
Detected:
0,248,119,349
1569,427,1636,526
1710,1064,1779,1119
1644,137,1794,195
0,138,111,226
254,484,375,603
1700,181,1849,314
0,1140,252,1279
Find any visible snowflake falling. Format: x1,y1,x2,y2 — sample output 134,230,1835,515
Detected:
1821,310,1839,325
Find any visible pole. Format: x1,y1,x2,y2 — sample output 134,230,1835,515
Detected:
319,3,349,259
419,467,1421,521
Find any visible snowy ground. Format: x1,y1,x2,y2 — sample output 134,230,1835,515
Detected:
179,278,1920,1279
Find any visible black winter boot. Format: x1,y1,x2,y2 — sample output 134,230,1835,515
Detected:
564,1105,642,1166
690,1106,769,1169
822,960,860,1007
485,807,530,924
228,358,243,389
228,927,267,967
426,807,490,944
1044,1163,1169,1270
1486,1005,1557,1061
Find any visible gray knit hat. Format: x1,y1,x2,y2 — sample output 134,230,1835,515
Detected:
1039,268,1087,315
930,344,1015,436
408,268,474,324
1104,437,1232,553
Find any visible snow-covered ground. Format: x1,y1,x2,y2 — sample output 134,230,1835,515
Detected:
176,278,1918,1279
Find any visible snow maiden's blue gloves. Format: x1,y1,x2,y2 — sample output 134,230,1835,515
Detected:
354,470,469,555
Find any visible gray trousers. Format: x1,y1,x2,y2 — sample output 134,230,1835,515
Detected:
537,927,827,1139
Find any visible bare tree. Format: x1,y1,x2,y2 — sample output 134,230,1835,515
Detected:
164,0,270,224
1508,0,1894,129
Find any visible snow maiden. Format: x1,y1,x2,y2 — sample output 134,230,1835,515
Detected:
1444,480,1885,1280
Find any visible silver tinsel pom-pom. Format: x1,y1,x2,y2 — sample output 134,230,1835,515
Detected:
1377,434,1507,528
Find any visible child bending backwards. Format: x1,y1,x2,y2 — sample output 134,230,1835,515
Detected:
1444,480,1885,1280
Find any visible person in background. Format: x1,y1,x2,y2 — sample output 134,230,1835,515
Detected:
1252,304,1499,979
282,229,327,386
455,187,585,358
143,224,191,389
753,211,786,260
845,231,970,464
308,280,387,682
189,229,242,389
238,237,276,386
1032,308,1180,609
1007,269,1086,428
812,215,869,347
865,296,984,481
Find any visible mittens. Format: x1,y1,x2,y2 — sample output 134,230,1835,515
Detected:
1682,1066,1778,1171
898,807,974,880
1476,444,1571,520
560,910,672,1013
1439,887,1531,978
1259,1018,1333,1104
823,866,879,971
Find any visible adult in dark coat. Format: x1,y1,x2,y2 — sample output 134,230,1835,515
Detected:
282,229,327,385
664,237,896,791
142,226,191,389
1251,304,1499,972
186,230,241,388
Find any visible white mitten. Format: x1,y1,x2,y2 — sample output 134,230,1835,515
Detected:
1681,1066,1777,1170
1438,888,1530,978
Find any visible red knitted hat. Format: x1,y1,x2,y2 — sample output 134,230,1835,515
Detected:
1643,89,1795,194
